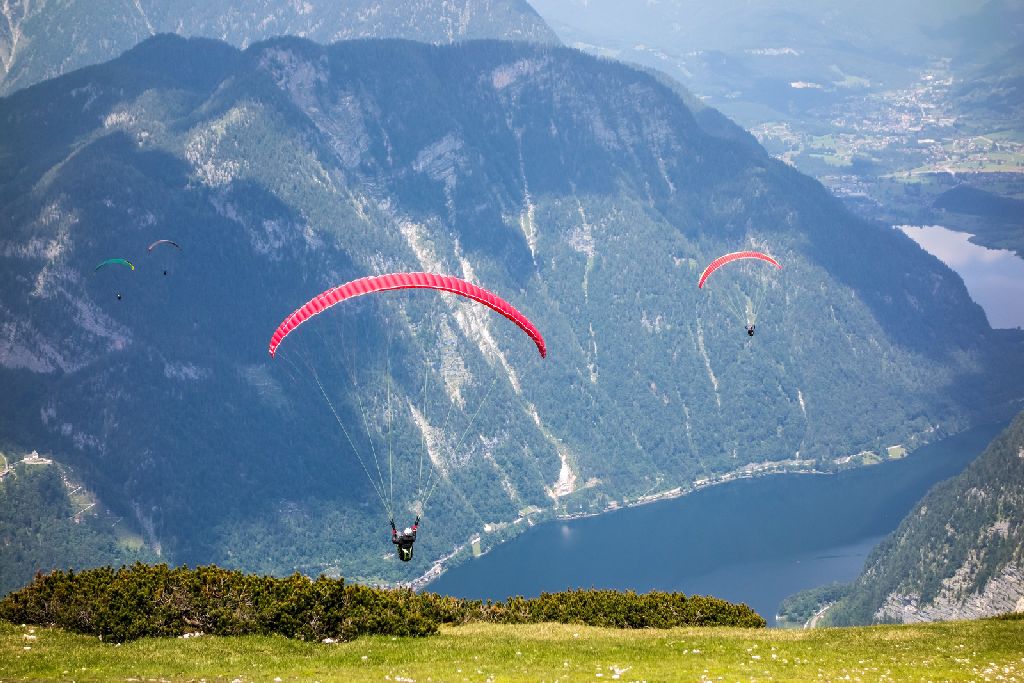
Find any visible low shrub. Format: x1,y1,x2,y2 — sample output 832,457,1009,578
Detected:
419,589,764,629
1,564,765,641
0,563,437,642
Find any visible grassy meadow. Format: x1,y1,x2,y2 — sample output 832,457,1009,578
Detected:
3,618,1023,681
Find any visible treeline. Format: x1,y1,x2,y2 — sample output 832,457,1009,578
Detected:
776,581,852,626
0,563,765,642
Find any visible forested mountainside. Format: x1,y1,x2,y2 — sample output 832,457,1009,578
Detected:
822,411,1024,625
1,35,1021,584
0,458,155,596
0,0,559,95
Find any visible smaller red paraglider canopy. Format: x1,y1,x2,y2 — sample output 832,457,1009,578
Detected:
698,251,781,289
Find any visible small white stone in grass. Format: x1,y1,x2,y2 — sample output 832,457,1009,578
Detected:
274,678,282,682
573,633,580,638
23,646,31,650
361,655,368,661
322,637,337,644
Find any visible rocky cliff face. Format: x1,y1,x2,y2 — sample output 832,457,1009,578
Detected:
875,563,1024,623
0,0,559,95
825,411,1024,625
1,35,1020,581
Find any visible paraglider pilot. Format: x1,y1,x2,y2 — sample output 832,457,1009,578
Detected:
391,516,419,562
746,324,755,336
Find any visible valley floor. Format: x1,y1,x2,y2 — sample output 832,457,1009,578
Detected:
3,618,1022,681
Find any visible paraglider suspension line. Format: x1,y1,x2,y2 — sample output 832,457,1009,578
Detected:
327,324,395,515
386,330,394,514
422,374,500,508
417,361,430,500
299,348,395,518
292,352,393,519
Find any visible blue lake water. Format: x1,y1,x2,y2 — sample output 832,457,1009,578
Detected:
429,423,1004,625
898,224,1024,329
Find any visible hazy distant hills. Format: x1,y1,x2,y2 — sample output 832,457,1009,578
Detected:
953,41,1024,120
0,0,559,95
531,0,992,52
0,35,1021,584
822,411,1024,625
528,0,1018,124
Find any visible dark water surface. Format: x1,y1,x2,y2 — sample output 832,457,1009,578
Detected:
430,423,1005,625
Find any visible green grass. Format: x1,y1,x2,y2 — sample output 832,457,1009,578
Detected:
887,446,907,459
3,618,1023,681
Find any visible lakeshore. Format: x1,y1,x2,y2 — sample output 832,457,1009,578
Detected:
409,425,983,592
424,422,1005,622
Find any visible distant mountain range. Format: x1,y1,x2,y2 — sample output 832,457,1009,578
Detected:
0,0,559,95
528,0,1024,151
528,0,1008,121
1,34,1021,586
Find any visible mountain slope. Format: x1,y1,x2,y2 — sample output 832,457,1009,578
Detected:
0,0,559,96
822,411,1024,625
0,457,154,595
0,35,1021,583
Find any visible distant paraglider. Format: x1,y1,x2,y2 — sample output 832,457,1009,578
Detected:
699,251,782,334
94,258,135,299
147,239,181,275
94,258,135,272
147,239,181,252
697,251,781,289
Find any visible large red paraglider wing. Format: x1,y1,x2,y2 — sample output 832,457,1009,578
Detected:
697,251,782,288
269,272,546,358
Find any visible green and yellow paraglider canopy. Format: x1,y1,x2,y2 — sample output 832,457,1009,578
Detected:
94,258,135,272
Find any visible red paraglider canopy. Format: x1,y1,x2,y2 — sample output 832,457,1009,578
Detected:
269,272,546,358
698,251,782,289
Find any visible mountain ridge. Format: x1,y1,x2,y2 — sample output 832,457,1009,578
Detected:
0,0,560,96
1,34,1021,584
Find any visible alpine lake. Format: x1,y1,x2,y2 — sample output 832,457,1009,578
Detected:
429,422,1006,626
